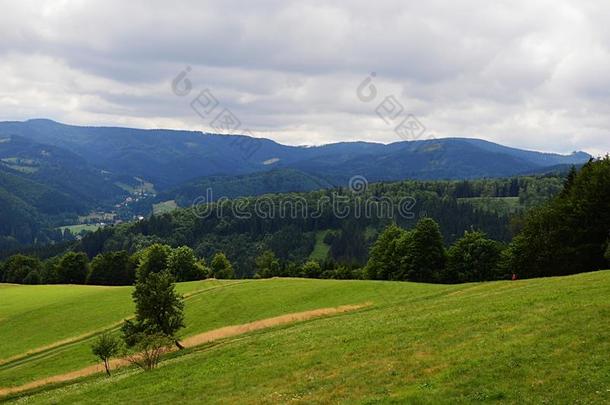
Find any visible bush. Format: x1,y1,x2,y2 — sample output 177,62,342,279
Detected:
211,252,234,279
126,333,173,371
302,260,321,278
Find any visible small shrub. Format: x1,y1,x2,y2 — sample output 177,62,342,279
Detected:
91,333,123,376
126,333,173,371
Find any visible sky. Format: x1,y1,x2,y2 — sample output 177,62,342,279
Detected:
0,0,609,155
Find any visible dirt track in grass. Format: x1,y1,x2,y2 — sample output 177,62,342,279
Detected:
0,303,370,398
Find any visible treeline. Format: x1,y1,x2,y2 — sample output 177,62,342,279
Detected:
2,173,582,283
507,161,610,277
250,220,507,283
3,157,609,285
234,159,610,282
59,175,563,277
0,244,235,285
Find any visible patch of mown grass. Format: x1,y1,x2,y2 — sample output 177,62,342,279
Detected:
152,200,178,215
5,271,610,404
0,279,431,388
308,230,331,261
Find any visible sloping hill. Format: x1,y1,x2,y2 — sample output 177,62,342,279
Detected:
2,271,609,403
157,168,334,206
0,119,591,188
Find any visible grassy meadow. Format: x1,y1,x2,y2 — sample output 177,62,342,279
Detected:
1,272,610,403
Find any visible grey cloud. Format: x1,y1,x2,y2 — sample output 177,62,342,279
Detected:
0,0,609,155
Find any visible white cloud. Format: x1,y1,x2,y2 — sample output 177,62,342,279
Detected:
0,0,609,155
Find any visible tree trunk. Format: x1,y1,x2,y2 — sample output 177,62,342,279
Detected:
175,340,184,350
104,359,111,376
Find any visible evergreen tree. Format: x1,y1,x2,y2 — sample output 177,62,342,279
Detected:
397,218,446,282
509,158,610,278
365,223,405,280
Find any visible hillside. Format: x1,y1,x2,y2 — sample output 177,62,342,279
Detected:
1,271,610,403
74,175,565,277
0,119,590,249
0,120,590,188
157,168,334,206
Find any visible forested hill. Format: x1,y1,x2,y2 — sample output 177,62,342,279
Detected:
0,119,590,250
71,175,565,278
0,119,590,187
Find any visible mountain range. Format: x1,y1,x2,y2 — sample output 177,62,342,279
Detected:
0,118,592,249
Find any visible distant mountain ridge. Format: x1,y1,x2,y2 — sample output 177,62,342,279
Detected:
0,119,591,188
0,118,592,249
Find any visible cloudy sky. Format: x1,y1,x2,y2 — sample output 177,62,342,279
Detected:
1,0,609,155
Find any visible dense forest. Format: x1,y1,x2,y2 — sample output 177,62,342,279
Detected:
3,158,609,285
0,119,591,252
2,174,567,279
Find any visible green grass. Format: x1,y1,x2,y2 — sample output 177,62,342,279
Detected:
152,200,178,215
1,158,39,173
0,279,397,388
3,272,610,404
308,230,331,261
115,178,156,195
0,280,236,387
58,224,102,234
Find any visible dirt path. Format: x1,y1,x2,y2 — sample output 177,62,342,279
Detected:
0,280,250,368
0,303,370,398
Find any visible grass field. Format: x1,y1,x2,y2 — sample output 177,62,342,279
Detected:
308,230,331,261
152,200,178,215
58,224,102,234
2,272,610,403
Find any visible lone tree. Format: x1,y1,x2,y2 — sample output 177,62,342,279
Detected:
122,270,185,350
91,333,122,376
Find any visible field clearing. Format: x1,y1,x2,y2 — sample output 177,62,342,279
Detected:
308,230,331,261
0,279,406,388
58,224,101,234
2,272,610,403
152,200,178,215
